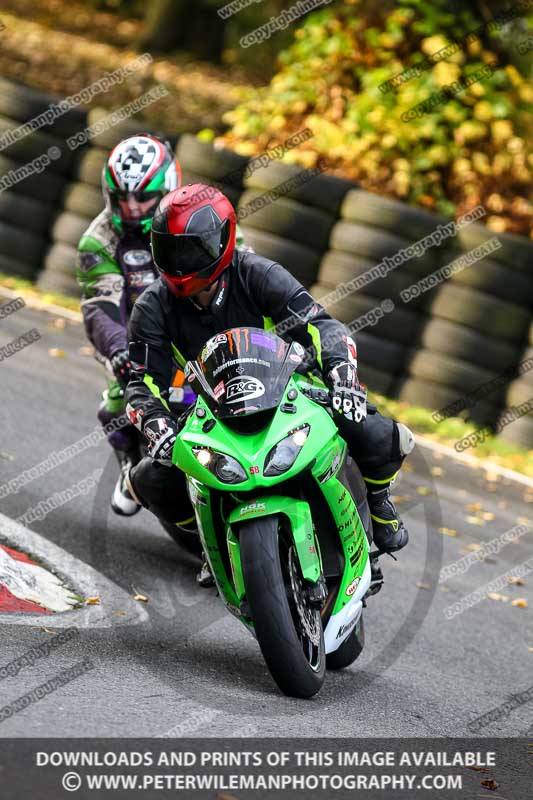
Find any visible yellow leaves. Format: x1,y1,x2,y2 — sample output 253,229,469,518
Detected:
85,597,100,605
421,35,449,56
511,599,528,608
432,61,461,88
465,515,485,526
454,121,487,145
417,486,431,496
487,592,509,602
505,64,523,87
474,100,494,122
416,581,431,590
508,577,524,586
439,527,458,537
491,119,513,145
48,348,65,358
466,503,481,512
134,594,149,603
430,465,444,477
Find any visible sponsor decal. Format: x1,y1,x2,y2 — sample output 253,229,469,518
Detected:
239,501,266,515
225,375,265,404
338,490,347,503
123,249,152,267
289,354,302,363
336,616,357,639
318,451,342,484
338,516,355,533
127,270,155,288
201,333,227,362
213,380,225,399
293,342,305,355
249,465,260,475
349,542,364,567
78,251,103,271
212,356,270,378
251,331,277,351
345,577,361,597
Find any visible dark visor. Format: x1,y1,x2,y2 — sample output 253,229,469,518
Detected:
109,189,163,204
152,219,230,276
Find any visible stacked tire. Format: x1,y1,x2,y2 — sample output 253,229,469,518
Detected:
396,223,533,427
311,190,450,395
177,134,248,209
498,331,533,448
240,160,352,290
0,79,85,282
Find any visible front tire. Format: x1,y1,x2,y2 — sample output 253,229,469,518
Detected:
240,515,325,698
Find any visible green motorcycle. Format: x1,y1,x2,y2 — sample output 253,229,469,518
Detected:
175,326,384,698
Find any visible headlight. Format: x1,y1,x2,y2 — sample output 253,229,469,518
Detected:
192,447,247,484
264,425,310,477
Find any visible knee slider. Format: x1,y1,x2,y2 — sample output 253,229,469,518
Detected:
397,423,415,456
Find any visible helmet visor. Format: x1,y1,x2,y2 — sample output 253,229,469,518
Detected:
152,219,230,276
109,190,163,222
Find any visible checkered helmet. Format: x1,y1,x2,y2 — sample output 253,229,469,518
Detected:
102,134,181,234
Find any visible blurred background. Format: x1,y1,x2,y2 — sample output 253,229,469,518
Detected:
0,0,532,464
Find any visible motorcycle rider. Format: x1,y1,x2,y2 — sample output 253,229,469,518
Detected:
123,184,415,556
76,135,249,519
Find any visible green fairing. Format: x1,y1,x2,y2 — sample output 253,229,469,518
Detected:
173,369,369,629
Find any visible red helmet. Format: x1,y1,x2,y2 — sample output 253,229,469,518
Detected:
151,184,236,298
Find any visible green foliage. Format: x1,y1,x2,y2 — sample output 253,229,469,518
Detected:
222,0,533,236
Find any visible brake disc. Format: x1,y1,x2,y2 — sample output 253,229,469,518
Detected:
288,547,321,646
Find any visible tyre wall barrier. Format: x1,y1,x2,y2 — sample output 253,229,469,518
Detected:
1,80,533,446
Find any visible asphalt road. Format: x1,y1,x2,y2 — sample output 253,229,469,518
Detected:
0,299,532,738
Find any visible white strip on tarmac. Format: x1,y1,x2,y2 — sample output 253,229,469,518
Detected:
417,435,533,489
0,513,149,628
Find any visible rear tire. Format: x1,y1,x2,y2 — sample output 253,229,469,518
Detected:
240,515,326,698
326,614,365,670
160,520,202,558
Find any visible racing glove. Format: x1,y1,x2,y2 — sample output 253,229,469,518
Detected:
110,349,132,390
326,362,367,424
143,417,179,464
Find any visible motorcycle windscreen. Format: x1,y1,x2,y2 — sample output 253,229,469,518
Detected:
195,327,304,418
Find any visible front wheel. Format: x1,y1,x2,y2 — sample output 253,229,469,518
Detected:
239,515,325,698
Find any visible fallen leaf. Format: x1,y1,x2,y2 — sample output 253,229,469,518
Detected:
430,466,444,476
484,471,499,482
134,594,149,603
528,647,533,652
465,543,482,551
417,486,431,495
114,610,126,616
507,576,524,586
416,582,431,589
466,765,489,772
480,778,499,790
511,598,528,608
40,627,56,634
48,348,65,358
52,318,66,330
466,515,485,526
487,592,509,602
0,450,14,461
85,596,101,605
440,586,450,592
79,345,93,357
516,516,531,526
481,512,496,521
439,527,458,536
466,502,482,512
